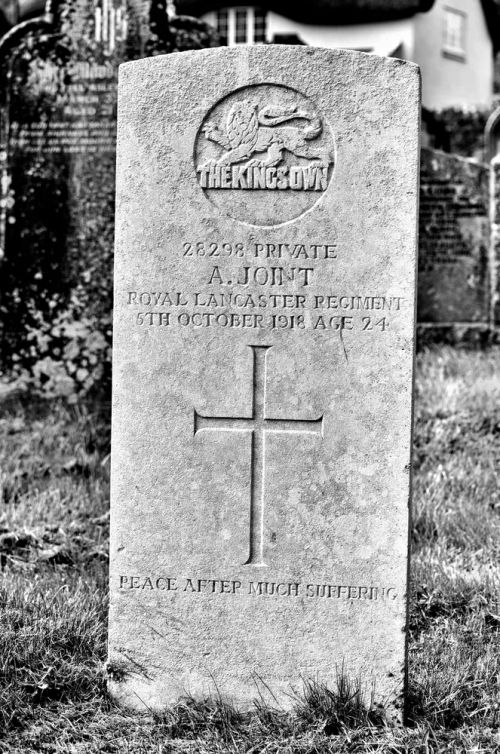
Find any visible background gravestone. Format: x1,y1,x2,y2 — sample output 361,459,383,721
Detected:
0,0,218,396
109,46,419,713
418,147,490,326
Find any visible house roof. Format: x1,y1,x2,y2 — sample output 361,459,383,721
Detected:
176,0,436,25
1,0,498,53
178,0,500,51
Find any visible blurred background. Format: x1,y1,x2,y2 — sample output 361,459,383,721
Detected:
1,0,500,401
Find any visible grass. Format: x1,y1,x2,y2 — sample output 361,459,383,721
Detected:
1,347,500,751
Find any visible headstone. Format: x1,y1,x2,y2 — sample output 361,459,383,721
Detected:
108,46,419,713
418,147,489,326
0,0,218,382
0,0,146,375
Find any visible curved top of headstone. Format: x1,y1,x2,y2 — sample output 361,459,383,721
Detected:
119,47,420,229
117,45,420,237
120,42,421,74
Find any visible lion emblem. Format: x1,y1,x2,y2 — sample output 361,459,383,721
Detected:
200,103,332,169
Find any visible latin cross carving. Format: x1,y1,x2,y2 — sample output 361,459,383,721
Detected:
194,345,323,566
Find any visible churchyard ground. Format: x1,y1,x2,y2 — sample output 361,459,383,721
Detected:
1,345,500,753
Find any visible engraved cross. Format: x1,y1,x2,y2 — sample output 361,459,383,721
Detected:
194,345,323,566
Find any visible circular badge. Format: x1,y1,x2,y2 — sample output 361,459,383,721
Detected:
194,83,335,227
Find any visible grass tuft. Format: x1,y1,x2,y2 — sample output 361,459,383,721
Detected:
156,695,247,742
294,677,387,734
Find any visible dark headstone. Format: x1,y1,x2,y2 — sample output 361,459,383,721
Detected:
0,0,218,394
418,147,490,326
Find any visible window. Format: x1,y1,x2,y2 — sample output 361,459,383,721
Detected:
254,8,266,43
215,7,267,46
235,8,247,43
216,8,229,45
443,7,466,60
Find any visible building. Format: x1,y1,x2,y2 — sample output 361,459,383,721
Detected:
1,0,499,109
178,0,500,109
414,0,499,108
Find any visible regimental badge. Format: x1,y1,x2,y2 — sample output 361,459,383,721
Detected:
194,84,335,226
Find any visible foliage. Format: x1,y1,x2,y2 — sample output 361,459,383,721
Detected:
148,0,220,55
10,289,112,401
422,106,490,159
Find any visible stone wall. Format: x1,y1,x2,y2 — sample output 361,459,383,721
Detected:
418,147,491,330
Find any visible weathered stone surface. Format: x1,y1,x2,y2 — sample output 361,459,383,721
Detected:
418,147,490,325
108,46,419,712
0,0,218,382
0,0,145,373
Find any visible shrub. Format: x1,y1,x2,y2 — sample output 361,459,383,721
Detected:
422,106,490,159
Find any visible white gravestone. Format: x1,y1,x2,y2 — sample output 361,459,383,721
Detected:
108,46,420,713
